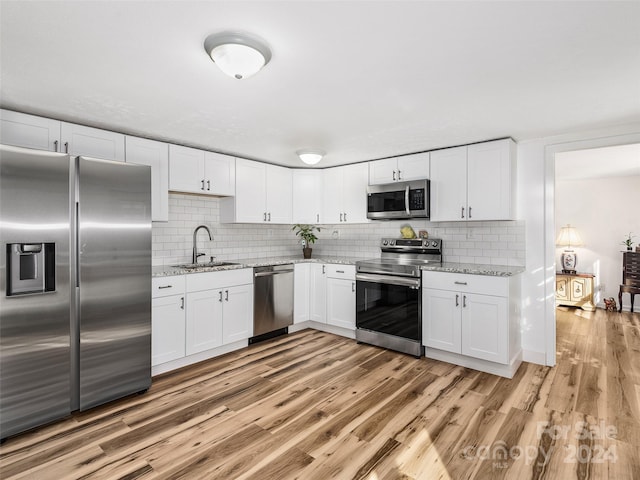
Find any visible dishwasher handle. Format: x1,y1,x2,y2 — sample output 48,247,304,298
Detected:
254,264,294,277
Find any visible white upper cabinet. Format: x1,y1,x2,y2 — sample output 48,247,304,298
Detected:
61,122,125,161
220,158,292,224
168,145,235,196
430,139,515,222
292,169,323,224
369,152,430,185
322,163,368,224
125,136,169,222
0,110,61,152
205,151,235,196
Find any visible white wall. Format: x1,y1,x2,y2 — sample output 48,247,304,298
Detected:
517,123,640,366
555,175,640,307
152,194,525,267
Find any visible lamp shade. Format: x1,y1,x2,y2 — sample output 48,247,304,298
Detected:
556,225,583,248
204,32,271,80
297,150,324,165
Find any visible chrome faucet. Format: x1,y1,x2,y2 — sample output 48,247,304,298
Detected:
192,225,213,264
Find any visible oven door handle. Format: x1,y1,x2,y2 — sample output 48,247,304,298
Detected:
356,273,421,288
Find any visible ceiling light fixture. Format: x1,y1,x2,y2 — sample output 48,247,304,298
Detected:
204,32,271,80
297,149,325,166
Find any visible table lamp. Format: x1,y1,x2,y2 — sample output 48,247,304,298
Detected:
556,224,583,274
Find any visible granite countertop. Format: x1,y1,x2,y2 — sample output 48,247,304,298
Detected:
152,256,358,277
421,262,525,277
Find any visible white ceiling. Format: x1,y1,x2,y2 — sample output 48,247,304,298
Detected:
1,1,639,168
555,143,640,180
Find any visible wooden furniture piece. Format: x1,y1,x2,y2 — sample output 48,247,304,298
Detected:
619,251,640,312
555,272,595,311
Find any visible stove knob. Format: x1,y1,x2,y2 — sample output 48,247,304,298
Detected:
431,241,438,247
390,240,395,245
382,240,388,246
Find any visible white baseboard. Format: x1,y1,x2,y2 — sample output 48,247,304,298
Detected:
522,349,547,366
152,339,247,376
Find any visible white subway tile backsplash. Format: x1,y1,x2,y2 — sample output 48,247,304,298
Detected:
152,194,526,267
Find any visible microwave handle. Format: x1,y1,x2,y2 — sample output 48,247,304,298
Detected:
405,185,410,215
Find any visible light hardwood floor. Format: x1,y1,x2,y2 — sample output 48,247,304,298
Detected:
1,307,639,479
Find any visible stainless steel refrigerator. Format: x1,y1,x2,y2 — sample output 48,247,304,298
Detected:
0,144,152,440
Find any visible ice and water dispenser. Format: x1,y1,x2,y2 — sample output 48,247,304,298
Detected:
6,243,56,296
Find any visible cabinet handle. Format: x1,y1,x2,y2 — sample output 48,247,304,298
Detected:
263,212,267,221
322,265,325,274
343,212,347,222
316,214,319,223
180,297,184,310
463,295,467,308
64,142,69,153
397,169,402,180
201,179,205,190
468,206,472,218
158,285,173,289
392,170,396,181
339,213,343,222
352,282,355,292
454,281,467,285
455,294,459,307
54,140,59,152
336,270,344,273
268,212,271,222
219,291,223,302
207,180,211,191
225,290,229,301
461,207,465,219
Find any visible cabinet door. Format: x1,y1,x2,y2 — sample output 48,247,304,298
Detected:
292,170,323,224
309,264,327,323
368,158,397,185
266,164,292,223
204,152,235,196
125,136,169,222
294,263,310,323
0,110,60,151
467,139,514,220
151,295,186,365
430,146,467,221
61,122,125,161
556,276,569,302
570,277,587,301
422,288,461,353
397,152,430,182
185,289,223,355
326,277,356,330
222,284,253,344
234,159,267,222
341,163,369,223
461,293,508,363
168,144,205,193
322,167,343,224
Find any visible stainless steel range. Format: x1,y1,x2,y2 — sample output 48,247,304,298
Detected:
356,237,442,357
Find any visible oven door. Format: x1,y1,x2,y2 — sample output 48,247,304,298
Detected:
356,273,421,341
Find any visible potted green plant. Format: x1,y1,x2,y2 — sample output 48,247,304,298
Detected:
622,232,635,251
292,224,321,259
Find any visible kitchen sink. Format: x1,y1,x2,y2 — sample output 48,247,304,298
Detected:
172,262,239,270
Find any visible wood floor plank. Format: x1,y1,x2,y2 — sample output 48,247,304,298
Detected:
1,308,637,480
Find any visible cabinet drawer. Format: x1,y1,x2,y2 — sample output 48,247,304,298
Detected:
325,264,355,280
152,275,186,298
422,271,508,297
186,268,253,292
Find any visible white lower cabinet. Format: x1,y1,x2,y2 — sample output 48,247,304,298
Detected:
422,271,520,377
309,263,327,323
151,269,253,372
294,263,310,323
151,294,186,365
326,265,356,330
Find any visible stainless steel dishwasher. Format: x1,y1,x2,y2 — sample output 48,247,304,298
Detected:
250,264,294,343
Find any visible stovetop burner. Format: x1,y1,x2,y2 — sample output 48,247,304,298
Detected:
356,237,443,277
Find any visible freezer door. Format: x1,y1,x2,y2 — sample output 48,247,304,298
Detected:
77,156,151,410
0,145,71,440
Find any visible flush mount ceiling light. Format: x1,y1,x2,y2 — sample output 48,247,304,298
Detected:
204,32,271,80
297,149,325,166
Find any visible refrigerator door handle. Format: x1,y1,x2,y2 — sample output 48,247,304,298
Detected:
75,202,80,288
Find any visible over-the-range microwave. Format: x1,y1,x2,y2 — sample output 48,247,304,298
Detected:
366,179,430,220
